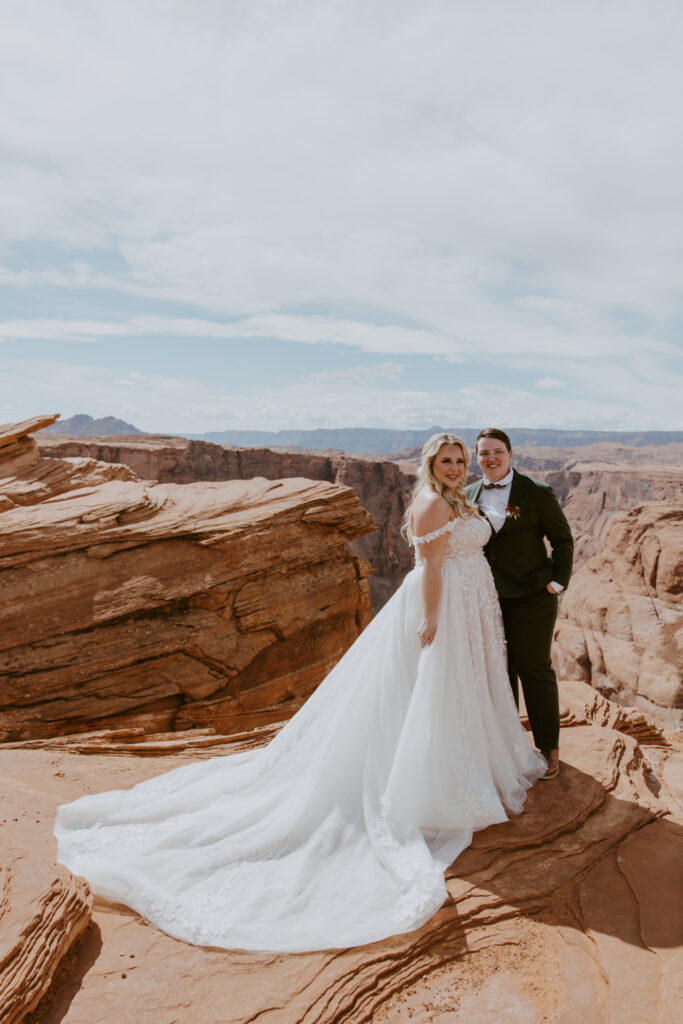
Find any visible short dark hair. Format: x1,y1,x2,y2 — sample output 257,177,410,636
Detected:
475,428,512,452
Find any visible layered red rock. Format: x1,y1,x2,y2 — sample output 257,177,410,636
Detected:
540,459,683,563
0,686,680,1024
0,419,374,742
38,436,683,605
555,678,669,747
2,420,682,1020
0,415,136,511
554,501,683,724
38,433,415,609
0,845,92,1024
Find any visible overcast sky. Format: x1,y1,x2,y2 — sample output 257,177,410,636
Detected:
1,0,681,434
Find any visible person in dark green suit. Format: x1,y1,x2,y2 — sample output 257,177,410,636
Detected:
465,428,573,780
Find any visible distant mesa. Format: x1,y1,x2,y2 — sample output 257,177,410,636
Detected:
44,413,143,436
191,426,683,453
40,416,683,452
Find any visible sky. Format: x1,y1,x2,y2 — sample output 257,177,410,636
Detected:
1,0,682,435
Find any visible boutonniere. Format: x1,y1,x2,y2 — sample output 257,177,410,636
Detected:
505,503,521,521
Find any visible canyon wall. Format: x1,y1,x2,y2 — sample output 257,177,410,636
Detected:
554,501,682,726
36,431,683,717
1,418,374,742
38,433,415,608
522,446,683,562
40,437,683,577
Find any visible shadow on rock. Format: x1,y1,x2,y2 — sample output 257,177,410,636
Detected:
25,922,103,1024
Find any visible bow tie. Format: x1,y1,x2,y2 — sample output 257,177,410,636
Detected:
482,482,506,489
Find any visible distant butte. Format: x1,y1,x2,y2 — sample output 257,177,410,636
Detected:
39,414,683,450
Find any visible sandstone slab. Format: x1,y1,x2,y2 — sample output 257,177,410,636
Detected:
0,845,92,1024
0,419,374,742
0,415,137,511
1,714,680,1024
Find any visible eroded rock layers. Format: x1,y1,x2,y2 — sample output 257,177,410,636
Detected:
554,502,683,723
0,418,374,742
38,432,415,608
0,680,680,1024
0,850,92,1024
1,420,682,1022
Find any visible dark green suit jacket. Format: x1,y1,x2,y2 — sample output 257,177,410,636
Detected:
465,471,574,599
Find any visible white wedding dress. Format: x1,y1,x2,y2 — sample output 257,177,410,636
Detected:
55,515,545,952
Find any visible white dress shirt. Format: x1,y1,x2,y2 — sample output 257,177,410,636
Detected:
476,469,563,593
476,468,514,534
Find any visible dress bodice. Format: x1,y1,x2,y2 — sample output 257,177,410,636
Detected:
413,515,491,565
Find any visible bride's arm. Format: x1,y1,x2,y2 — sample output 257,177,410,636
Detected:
412,496,451,648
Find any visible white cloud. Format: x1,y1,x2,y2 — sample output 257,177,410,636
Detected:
2,346,679,436
308,363,404,386
534,377,566,389
0,1,682,429
1,313,675,367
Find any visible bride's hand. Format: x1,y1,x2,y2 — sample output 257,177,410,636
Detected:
418,617,437,647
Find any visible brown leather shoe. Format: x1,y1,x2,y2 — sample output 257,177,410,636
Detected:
540,748,560,780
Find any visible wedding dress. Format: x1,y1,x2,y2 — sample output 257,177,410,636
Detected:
55,515,545,952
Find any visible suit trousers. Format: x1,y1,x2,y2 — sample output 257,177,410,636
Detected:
499,587,560,752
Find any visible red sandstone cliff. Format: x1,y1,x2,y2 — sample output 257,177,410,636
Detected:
39,436,683,594
0,417,374,742
38,432,415,609
35,430,683,722
534,448,683,563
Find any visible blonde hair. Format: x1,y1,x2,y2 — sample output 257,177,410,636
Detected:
402,433,479,543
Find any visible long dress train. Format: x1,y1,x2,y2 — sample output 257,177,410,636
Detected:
55,515,545,952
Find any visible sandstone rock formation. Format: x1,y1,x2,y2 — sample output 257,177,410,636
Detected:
554,678,669,747
0,679,680,1023
39,436,683,605
0,415,136,511
539,455,683,564
36,429,683,723
2,417,682,1021
38,432,415,609
554,502,683,726
0,845,92,1024
0,417,374,742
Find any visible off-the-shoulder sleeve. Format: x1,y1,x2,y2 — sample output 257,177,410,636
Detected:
412,520,455,545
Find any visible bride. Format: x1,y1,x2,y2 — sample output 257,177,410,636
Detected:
55,433,545,953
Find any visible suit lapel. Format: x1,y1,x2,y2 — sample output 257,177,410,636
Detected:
497,469,522,534
469,477,485,503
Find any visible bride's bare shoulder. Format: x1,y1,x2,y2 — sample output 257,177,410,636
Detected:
411,487,451,536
